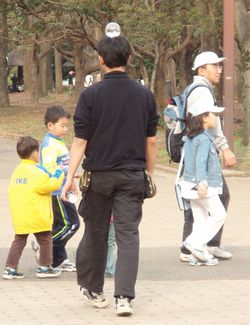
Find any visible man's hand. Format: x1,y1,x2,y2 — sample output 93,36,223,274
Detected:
222,148,236,168
61,178,77,201
198,183,207,199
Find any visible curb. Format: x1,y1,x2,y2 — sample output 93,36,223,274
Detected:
155,163,249,177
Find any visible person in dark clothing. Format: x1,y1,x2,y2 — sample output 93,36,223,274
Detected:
61,35,159,317
11,74,18,92
68,70,75,91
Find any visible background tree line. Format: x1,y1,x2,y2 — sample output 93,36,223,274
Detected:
0,0,250,142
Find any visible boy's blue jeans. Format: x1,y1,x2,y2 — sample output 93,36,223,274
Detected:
105,222,116,276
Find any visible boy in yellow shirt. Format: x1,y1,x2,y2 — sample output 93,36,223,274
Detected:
3,136,64,279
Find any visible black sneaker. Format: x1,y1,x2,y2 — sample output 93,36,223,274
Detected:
116,296,133,316
80,287,109,308
2,267,24,280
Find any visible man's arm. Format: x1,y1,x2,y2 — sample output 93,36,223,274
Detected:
222,148,236,168
213,117,236,167
61,137,87,200
145,136,157,175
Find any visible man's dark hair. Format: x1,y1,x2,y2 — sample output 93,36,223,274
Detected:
186,112,209,138
96,36,131,68
16,136,39,159
44,105,71,126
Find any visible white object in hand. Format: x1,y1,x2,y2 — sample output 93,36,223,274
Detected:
66,192,77,204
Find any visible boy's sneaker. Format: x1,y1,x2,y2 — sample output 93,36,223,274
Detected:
58,259,76,272
31,239,40,262
116,296,134,316
36,266,61,278
2,267,24,280
80,287,109,309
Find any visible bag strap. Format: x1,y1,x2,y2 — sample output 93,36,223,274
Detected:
175,148,185,185
183,83,216,118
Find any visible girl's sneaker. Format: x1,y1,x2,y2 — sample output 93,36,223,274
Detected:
2,267,24,280
189,255,219,266
36,266,61,278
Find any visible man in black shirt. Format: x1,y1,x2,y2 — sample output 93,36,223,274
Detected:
62,35,159,316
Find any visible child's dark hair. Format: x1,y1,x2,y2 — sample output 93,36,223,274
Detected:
44,106,71,126
186,112,209,138
97,36,131,68
16,136,39,159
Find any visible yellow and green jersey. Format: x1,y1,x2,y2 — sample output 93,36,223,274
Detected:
40,133,69,195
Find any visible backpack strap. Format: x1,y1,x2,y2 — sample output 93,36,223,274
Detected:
183,83,216,118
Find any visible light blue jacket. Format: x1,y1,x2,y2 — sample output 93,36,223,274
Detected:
183,130,223,188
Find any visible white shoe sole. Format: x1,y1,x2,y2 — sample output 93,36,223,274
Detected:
59,267,76,272
36,271,61,278
2,274,24,280
189,259,219,266
116,308,133,316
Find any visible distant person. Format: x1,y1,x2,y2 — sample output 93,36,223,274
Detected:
68,70,75,91
84,74,93,87
179,52,236,263
2,136,64,280
11,74,18,92
61,35,159,316
38,106,80,272
180,105,227,266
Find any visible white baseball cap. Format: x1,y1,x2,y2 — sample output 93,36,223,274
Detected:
192,51,225,70
189,105,224,117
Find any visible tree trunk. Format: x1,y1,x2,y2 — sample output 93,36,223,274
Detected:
150,41,160,93
30,43,39,102
235,0,250,145
0,0,9,107
24,49,32,92
154,54,169,110
38,43,51,97
73,42,86,98
54,47,63,94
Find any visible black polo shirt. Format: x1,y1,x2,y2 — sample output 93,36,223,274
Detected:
74,71,159,171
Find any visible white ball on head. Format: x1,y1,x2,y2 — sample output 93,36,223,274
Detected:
105,22,121,38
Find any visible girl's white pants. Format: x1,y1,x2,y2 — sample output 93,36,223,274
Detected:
185,194,227,250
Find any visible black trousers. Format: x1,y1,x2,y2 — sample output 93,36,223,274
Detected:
52,196,80,267
76,170,144,299
181,175,230,253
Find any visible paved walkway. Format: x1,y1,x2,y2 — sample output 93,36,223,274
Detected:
1,138,250,325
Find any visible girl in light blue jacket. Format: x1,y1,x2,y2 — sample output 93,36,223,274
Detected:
180,104,227,266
